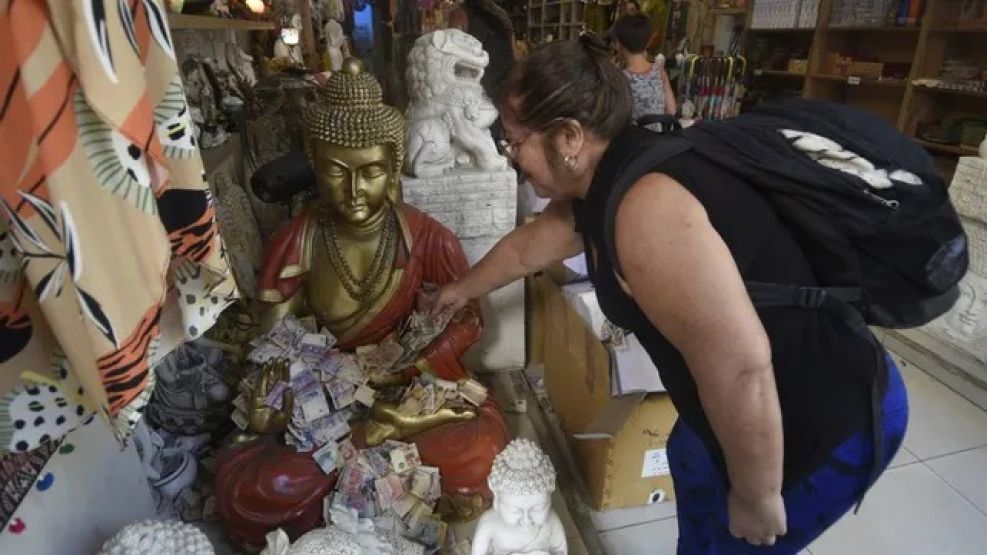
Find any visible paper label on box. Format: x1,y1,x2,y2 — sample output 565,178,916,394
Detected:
847,76,861,86
641,448,670,478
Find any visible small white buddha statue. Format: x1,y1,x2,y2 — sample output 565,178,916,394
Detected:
472,439,567,555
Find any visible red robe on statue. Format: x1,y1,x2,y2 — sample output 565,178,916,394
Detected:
216,204,508,548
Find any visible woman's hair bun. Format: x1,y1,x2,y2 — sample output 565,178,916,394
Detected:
578,32,612,61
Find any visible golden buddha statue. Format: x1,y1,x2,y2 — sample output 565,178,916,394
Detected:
215,60,507,547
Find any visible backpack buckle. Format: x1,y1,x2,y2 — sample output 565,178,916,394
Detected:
795,287,828,308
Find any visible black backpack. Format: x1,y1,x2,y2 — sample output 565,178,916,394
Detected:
600,99,968,331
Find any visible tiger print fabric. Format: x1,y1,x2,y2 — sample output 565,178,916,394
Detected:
0,0,237,460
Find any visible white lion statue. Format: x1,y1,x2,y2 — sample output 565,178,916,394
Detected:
405,29,508,178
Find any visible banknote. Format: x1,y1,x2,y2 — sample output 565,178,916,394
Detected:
375,473,407,509
337,438,359,467
326,379,356,410
231,408,249,430
290,363,333,421
336,355,367,386
458,377,488,407
392,492,420,518
389,443,422,474
299,333,332,360
354,385,377,408
365,449,393,478
263,381,289,410
315,350,345,381
397,383,428,416
232,394,249,414
312,441,339,474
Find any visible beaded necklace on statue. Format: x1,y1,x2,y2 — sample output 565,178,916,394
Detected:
320,210,398,301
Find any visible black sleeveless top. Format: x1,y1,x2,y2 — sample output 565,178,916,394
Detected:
573,126,885,487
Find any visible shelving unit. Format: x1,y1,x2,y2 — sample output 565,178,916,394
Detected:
740,0,987,180
167,13,275,31
527,0,585,43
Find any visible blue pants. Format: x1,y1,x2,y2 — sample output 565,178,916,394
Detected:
669,357,909,554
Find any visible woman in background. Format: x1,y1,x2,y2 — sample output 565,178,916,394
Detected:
613,14,677,129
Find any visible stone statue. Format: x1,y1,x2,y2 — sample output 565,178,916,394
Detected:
472,439,567,555
924,150,987,364
260,505,424,555
216,59,507,550
97,520,214,555
226,42,258,89
275,13,305,66
405,29,508,178
182,58,229,149
324,19,350,72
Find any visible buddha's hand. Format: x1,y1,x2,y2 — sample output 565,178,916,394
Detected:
248,358,295,435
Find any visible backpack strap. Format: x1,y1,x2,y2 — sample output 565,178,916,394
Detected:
600,135,693,278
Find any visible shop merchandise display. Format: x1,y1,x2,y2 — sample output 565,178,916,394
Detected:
472,439,567,555
97,519,214,555
405,29,509,178
830,0,926,27
676,55,747,122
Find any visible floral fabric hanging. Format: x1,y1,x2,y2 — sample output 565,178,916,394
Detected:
0,0,237,460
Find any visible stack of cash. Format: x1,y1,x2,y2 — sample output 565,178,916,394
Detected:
392,308,457,370
391,376,489,419
321,439,450,551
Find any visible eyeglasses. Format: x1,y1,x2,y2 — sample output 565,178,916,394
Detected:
498,134,532,160
497,117,570,160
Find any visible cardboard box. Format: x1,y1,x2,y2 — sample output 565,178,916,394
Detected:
787,59,808,75
528,272,678,511
849,61,884,80
821,52,852,76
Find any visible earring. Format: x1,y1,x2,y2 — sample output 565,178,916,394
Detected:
564,155,578,172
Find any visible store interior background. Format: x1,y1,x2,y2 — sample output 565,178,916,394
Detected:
1,0,986,554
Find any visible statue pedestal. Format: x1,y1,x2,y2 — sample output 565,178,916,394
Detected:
923,156,987,366
402,169,523,371
890,156,987,409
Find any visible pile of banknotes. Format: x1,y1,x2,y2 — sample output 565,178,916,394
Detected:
327,438,452,549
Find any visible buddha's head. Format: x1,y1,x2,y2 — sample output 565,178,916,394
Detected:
487,439,556,532
304,58,405,228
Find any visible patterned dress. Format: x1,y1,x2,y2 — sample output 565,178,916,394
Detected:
625,64,669,131
0,0,237,527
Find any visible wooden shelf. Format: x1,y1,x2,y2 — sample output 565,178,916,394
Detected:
929,25,987,33
710,7,748,16
827,25,921,32
913,85,987,99
749,27,815,33
754,69,807,78
810,74,908,87
915,139,980,156
167,13,274,30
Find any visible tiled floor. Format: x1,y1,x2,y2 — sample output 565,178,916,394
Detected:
589,351,987,554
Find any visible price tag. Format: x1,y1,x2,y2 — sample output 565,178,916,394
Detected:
641,448,670,477
847,76,862,86
754,69,763,76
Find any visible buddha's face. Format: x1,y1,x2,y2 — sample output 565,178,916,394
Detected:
313,142,395,227
494,491,552,532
